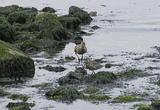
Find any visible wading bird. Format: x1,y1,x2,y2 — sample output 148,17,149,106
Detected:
74,42,87,62
85,59,103,74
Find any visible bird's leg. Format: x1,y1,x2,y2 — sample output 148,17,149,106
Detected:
81,54,83,61
75,53,80,63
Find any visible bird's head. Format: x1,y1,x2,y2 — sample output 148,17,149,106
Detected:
81,42,85,46
84,58,90,64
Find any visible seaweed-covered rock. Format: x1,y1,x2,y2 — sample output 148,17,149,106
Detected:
58,71,83,85
8,94,28,102
0,5,23,16
59,16,81,31
137,105,153,110
69,6,92,24
84,71,117,84
0,89,10,96
0,40,35,78
41,65,66,72
20,39,42,52
151,100,160,109
0,18,15,43
45,86,82,102
6,102,35,110
28,12,67,41
41,7,56,13
7,11,28,24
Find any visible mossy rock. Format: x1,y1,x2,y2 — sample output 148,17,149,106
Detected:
41,7,56,13
58,71,83,85
28,13,67,41
0,40,35,78
20,39,42,52
10,105,31,110
82,87,99,94
137,105,153,110
7,11,28,24
6,102,35,110
80,94,111,100
113,95,143,103
151,100,160,109
0,18,15,43
69,6,92,24
0,89,10,96
23,7,38,13
45,86,82,102
59,16,81,30
85,71,117,84
0,5,23,15
8,94,28,102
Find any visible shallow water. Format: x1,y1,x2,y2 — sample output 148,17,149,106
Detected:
0,0,160,110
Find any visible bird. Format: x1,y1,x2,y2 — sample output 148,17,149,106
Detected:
85,59,103,74
74,42,87,62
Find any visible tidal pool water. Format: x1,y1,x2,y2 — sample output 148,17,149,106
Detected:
0,0,160,110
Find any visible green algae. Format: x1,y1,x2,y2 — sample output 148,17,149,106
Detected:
8,94,28,102
137,105,153,110
81,94,111,100
82,87,99,93
114,95,144,103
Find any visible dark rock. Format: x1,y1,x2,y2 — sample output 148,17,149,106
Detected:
41,65,66,72
105,63,112,68
69,6,92,24
6,102,35,109
0,18,15,43
58,71,83,85
0,5,23,15
59,16,81,31
41,7,56,13
45,86,82,102
7,11,27,24
84,71,117,84
151,100,160,109
91,25,100,30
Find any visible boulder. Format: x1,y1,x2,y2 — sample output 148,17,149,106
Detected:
0,18,15,43
7,11,28,24
69,6,92,24
45,86,82,102
0,40,35,78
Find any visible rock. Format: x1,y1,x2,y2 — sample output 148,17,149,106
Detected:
137,105,153,110
74,35,83,44
69,6,92,24
6,102,35,110
59,16,81,31
28,12,68,41
0,18,15,43
0,5,23,15
58,71,83,85
151,100,160,109
91,25,100,30
45,86,82,102
41,7,56,13
105,63,112,68
84,71,117,84
41,65,66,72
0,40,35,78
7,11,28,24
